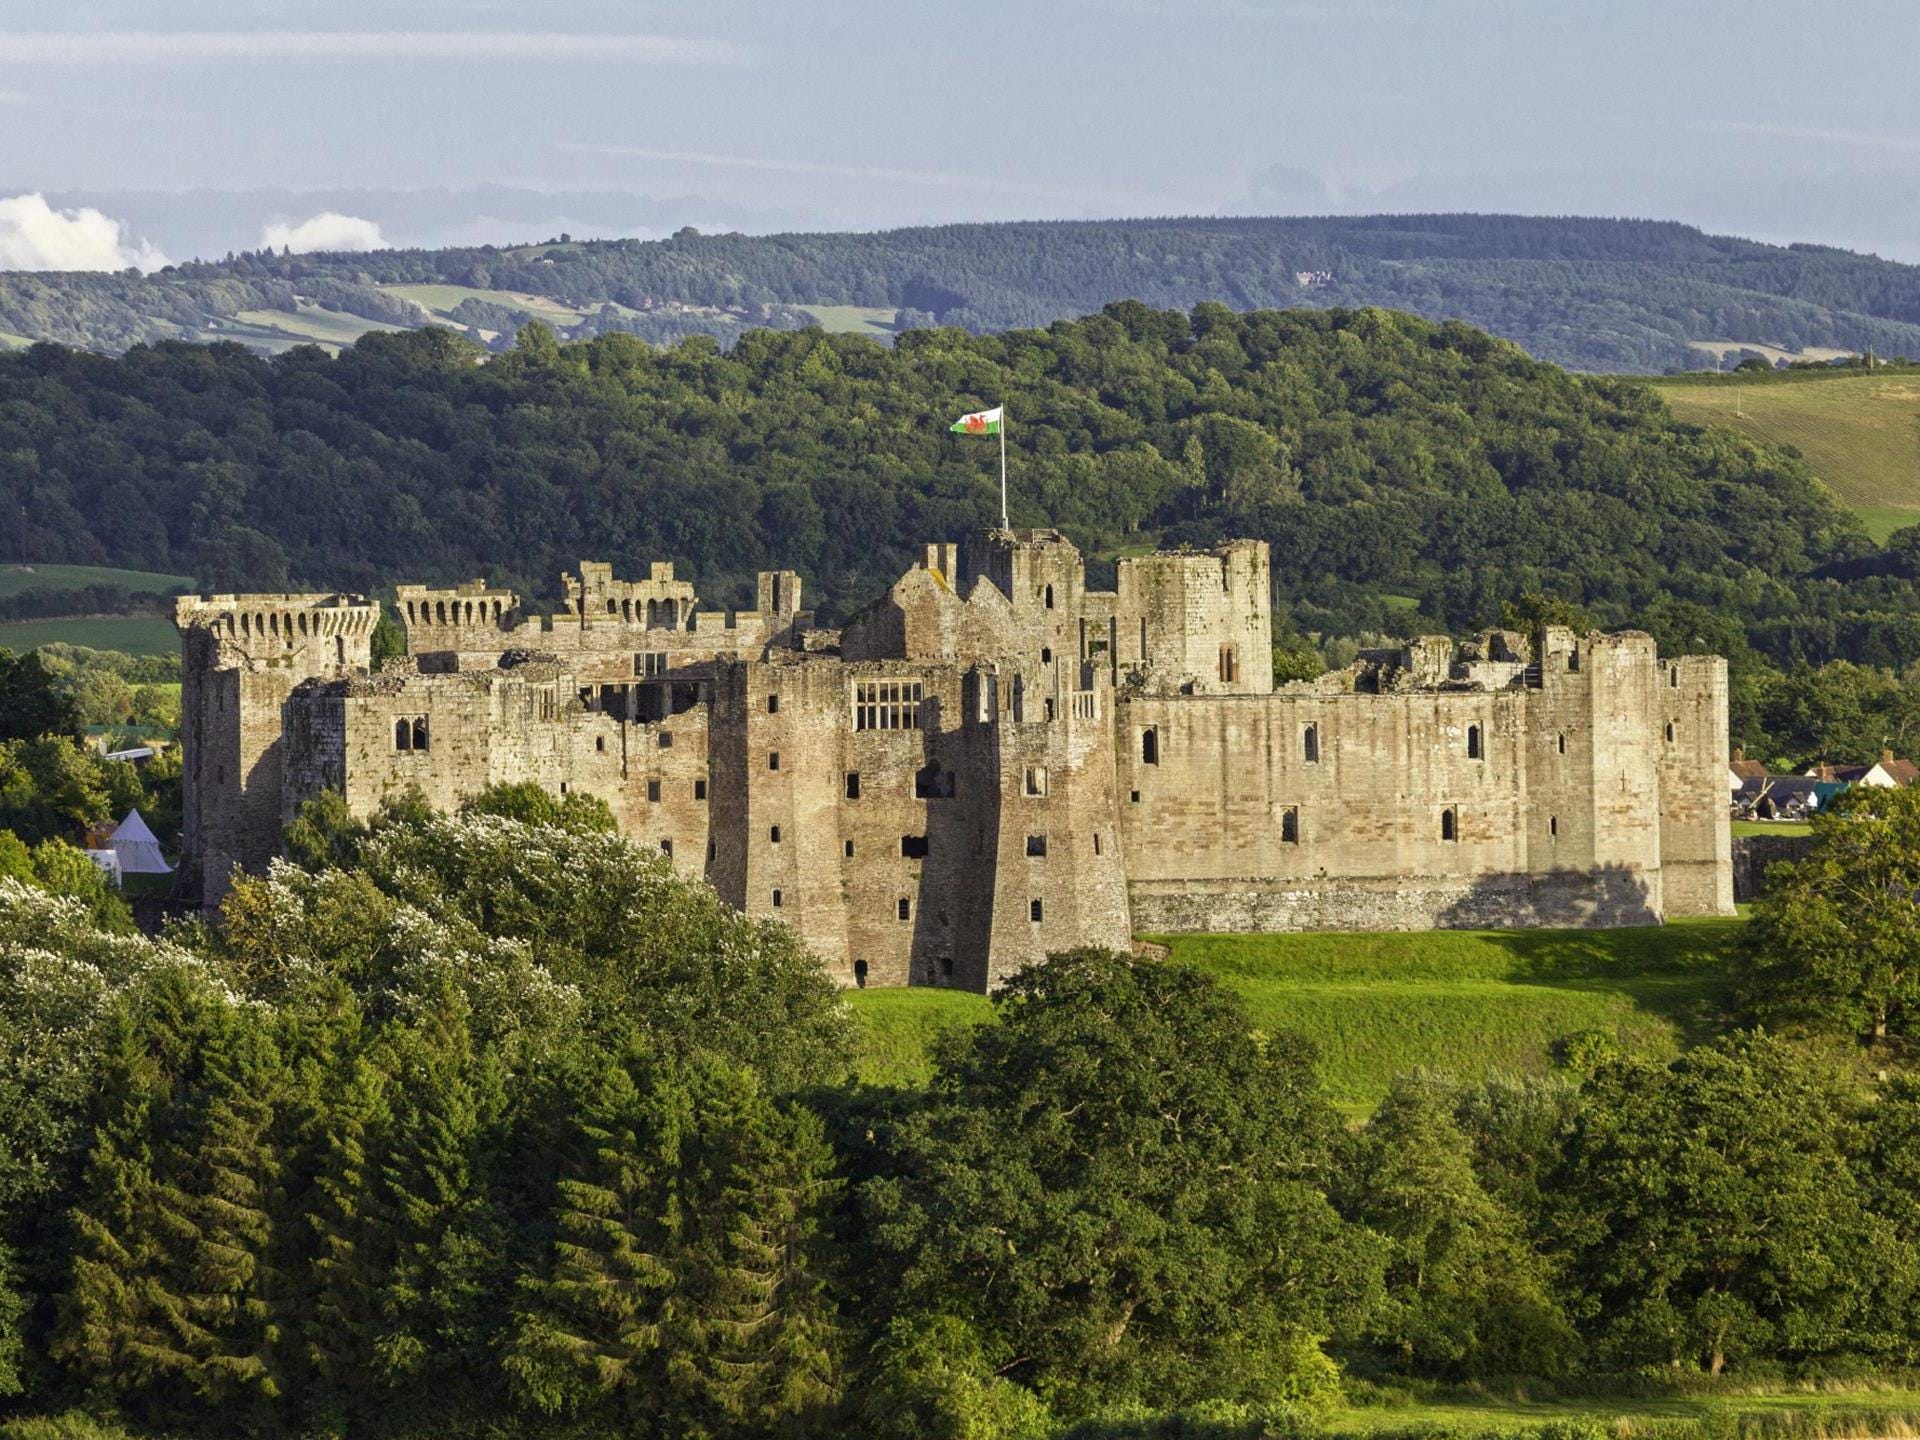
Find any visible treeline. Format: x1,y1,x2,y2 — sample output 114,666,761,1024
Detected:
3,792,1920,1440
10,214,1920,371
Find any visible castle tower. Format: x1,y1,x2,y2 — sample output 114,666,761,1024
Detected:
1115,540,1273,694
174,591,378,904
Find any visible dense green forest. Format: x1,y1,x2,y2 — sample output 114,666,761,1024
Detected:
4,784,1920,1440
4,303,1920,762
8,214,1920,372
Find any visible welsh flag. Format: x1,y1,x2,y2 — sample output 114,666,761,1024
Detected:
950,405,1003,435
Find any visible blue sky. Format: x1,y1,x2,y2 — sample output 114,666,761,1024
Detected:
0,0,1917,263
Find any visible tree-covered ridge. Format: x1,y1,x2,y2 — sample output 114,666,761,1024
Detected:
4,302,1913,704
7,213,1920,372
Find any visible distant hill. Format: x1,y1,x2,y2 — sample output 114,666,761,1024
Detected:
6,214,1920,373
1652,365,1920,540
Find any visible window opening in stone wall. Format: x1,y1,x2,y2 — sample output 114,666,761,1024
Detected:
1025,766,1048,796
1671,666,1680,687
1304,724,1320,763
854,680,923,731
647,779,661,802
1569,650,1580,672
1441,808,1458,842
1030,899,1044,922
1142,728,1159,764
394,719,411,752
844,840,854,857
1130,789,1140,803
707,839,716,863
1026,834,1047,857
1467,724,1482,760
1281,807,1299,843
595,736,605,753
637,651,668,678
1550,815,1559,838
772,889,782,907
846,771,861,798
915,766,956,799
854,959,868,987
901,835,929,858
560,782,568,795
767,693,780,713
1041,647,1053,666
1665,721,1676,743
1044,583,1055,609
1094,833,1104,856
1219,644,1239,684
941,956,954,978
412,718,429,752
770,826,782,844
1044,698,1056,722
660,838,672,856
694,778,707,800
898,898,911,921
658,731,673,748
769,752,780,771
1558,733,1567,755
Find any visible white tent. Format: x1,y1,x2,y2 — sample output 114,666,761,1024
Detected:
109,809,172,876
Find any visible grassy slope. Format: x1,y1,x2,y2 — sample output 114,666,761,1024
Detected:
232,307,408,347
0,615,180,655
0,563,189,598
797,303,899,337
845,919,1742,1112
381,283,585,322
1652,369,1920,540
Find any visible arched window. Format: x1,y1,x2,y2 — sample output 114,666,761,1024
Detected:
395,719,411,751
1549,815,1559,838
1467,724,1482,760
1665,721,1676,743
1441,808,1458,842
1303,723,1320,763
1044,584,1055,609
412,718,429,752
1141,728,1159,765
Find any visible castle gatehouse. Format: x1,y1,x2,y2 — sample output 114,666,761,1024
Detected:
174,529,1734,991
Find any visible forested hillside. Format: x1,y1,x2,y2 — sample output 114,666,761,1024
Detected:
7,213,1920,372
7,301,1920,760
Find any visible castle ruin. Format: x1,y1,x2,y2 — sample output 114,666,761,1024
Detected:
175,530,1734,990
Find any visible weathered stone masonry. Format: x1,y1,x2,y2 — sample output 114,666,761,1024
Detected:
175,529,1734,990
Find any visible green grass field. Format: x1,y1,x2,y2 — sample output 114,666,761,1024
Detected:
231,306,408,348
797,304,899,337
0,615,180,655
1652,369,1920,539
381,283,585,324
0,563,190,599
1731,819,1812,837
1328,1382,1920,1438
846,920,1743,1111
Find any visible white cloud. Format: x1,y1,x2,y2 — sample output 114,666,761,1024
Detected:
0,193,166,273
0,31,750,67
260,212,389,254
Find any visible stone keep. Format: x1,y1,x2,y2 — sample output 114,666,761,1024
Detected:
174,529,1734,989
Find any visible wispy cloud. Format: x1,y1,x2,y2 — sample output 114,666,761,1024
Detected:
562,143,1183,211
0,31,751,67
1698,120,1920,157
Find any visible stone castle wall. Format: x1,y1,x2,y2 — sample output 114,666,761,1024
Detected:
176,530,1735,990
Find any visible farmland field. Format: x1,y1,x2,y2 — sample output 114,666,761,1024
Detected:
0,563,190,598
381,283,585,323
231,306,408,347
844,919,1742,1112
797,303,899,337
0,614,181,655
1652,368,1920,539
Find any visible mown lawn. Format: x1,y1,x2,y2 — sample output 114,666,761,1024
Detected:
844,920,1744,1111
1330,1381,1920,1437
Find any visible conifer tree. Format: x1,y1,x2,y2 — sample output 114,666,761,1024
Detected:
57,969,287,1416
503,1047,683,1424
661,1059,840,1437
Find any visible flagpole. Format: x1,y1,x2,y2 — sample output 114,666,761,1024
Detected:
999,403,1009,529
